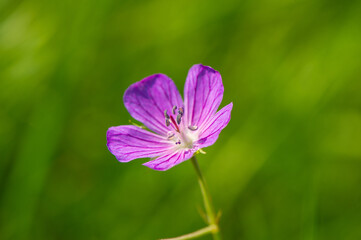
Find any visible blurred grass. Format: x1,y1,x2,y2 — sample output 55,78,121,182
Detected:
1,0,361,239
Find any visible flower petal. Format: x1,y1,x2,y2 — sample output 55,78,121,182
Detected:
183,64,224,129
107,125,173,162
143,148,197,171
124,74,183,136
197,102,233,148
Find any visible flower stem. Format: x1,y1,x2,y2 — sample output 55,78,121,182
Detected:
190,156,221,240
160,224,218,240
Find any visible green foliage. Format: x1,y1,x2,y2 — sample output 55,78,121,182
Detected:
1,0,361,239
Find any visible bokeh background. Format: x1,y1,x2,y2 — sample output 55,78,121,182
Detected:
1,0,361,239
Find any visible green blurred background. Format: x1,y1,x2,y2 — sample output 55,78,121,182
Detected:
1,0,361,239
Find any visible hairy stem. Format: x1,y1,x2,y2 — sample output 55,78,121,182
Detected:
160,156,221,240
161,224,218,240
190,156,221,240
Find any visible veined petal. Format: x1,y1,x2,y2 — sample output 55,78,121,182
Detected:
107,125,173,162
124,74,183,136
143,148,197,171
183,64,224,129
197,102,233,148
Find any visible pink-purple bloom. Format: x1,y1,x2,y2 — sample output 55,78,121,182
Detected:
106,64,233,171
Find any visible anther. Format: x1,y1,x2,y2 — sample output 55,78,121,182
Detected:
167,132,175,139
175,140,181,145
188,125,198,131
165,118,170,127
178,107,184,116
164,110,170,119
176,114,182,125
172,106,177,115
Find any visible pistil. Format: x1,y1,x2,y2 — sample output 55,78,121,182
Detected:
169,115,180,133
164,106,194,147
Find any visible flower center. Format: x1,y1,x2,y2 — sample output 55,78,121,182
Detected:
164,106,198,148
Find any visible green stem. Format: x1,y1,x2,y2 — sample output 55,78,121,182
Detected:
161,224,218,240
190,156,221,240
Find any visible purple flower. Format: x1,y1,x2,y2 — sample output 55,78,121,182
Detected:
107,64,233,171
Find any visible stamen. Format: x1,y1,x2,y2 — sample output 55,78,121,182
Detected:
164,110,170,119
176,114,182,125
188,125,198,131
178,107,184,116
172,106,177,115
167,132,175,139
165,118,170,127
175,140,181,145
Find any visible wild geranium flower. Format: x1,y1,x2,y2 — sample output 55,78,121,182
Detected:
107,64,233,171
